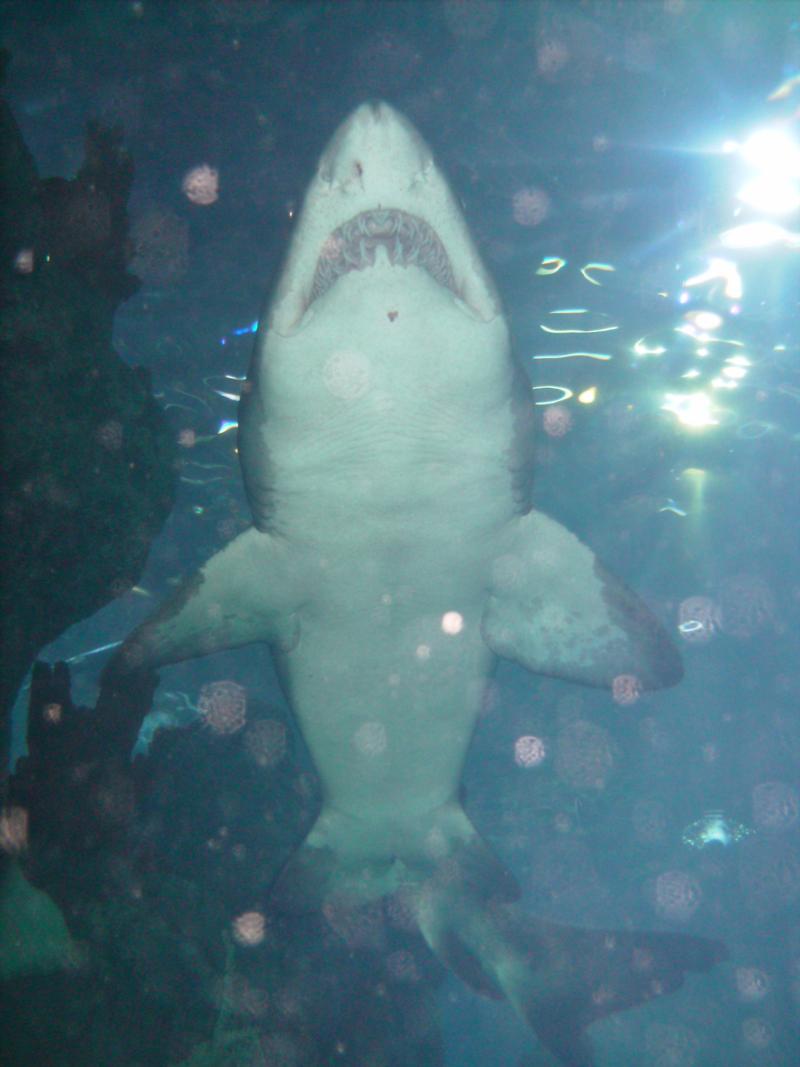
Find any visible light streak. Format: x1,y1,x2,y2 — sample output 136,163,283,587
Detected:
531,385,573,405
532,351,611,361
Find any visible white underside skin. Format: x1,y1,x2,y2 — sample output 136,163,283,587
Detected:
261,260,515,824
111,103,718,1067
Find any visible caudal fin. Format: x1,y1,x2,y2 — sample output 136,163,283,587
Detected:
417,867,726,1067
269,804,725,1066
509,914,726,1065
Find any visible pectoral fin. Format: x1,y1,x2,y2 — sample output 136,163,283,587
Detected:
108,527,304,675
483,510,682,690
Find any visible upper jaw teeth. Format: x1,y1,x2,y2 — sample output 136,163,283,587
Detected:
309,208,457,306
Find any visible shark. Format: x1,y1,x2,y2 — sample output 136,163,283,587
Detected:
107,101,724,1066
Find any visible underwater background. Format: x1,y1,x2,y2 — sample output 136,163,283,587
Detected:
1,1,799,1065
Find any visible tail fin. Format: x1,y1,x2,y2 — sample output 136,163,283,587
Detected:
417,883,726,1067
268,803,725,1066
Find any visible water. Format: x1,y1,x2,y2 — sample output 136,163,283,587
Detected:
1,2,799,1065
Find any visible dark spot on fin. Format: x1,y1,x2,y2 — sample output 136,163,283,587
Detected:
510,917,726,1066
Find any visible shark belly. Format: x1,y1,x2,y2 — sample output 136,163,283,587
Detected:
279,597,492,820
255,261,517,823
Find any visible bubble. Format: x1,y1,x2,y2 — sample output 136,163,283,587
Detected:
752,781,799,832
244,718,287,768
322,898,384,950
197,680,247,735
700,741,718,765
181,163,219,206
43,701,63,724
441,611,463,635
741,1016,774,1049
96,419,124,451
353,721,387,757
386,949,420,982
734,966,771,1002
511,186,551,227
224,973,269,1017
537,38,569,77
0,806,28,854
232,909,266,947
653,870,702,922
677,596,720,644
322,349,371,400
216,517,238,541
514,734,547,768
14,248,34,273
542,405,573,438
92,769,136,827
644,1022,699,1067
612,673,642,706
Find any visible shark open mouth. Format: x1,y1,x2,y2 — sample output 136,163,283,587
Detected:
310,209,457,305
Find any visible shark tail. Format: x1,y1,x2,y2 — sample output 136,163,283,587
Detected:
268,804,725,1066
417,881,727,1067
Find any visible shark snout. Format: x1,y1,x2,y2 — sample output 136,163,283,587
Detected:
318,99,433,195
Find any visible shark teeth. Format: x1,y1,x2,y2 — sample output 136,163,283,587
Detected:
310,209,456,305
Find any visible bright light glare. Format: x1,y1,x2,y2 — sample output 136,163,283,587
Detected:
633,338,666,357
687,310,723,331
661,392,719,429
737,175,800,215
441,611,464,635
740,129,800,177
683,258,743,299
719,221,800,250
768,72,800,102
536,256,566,275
